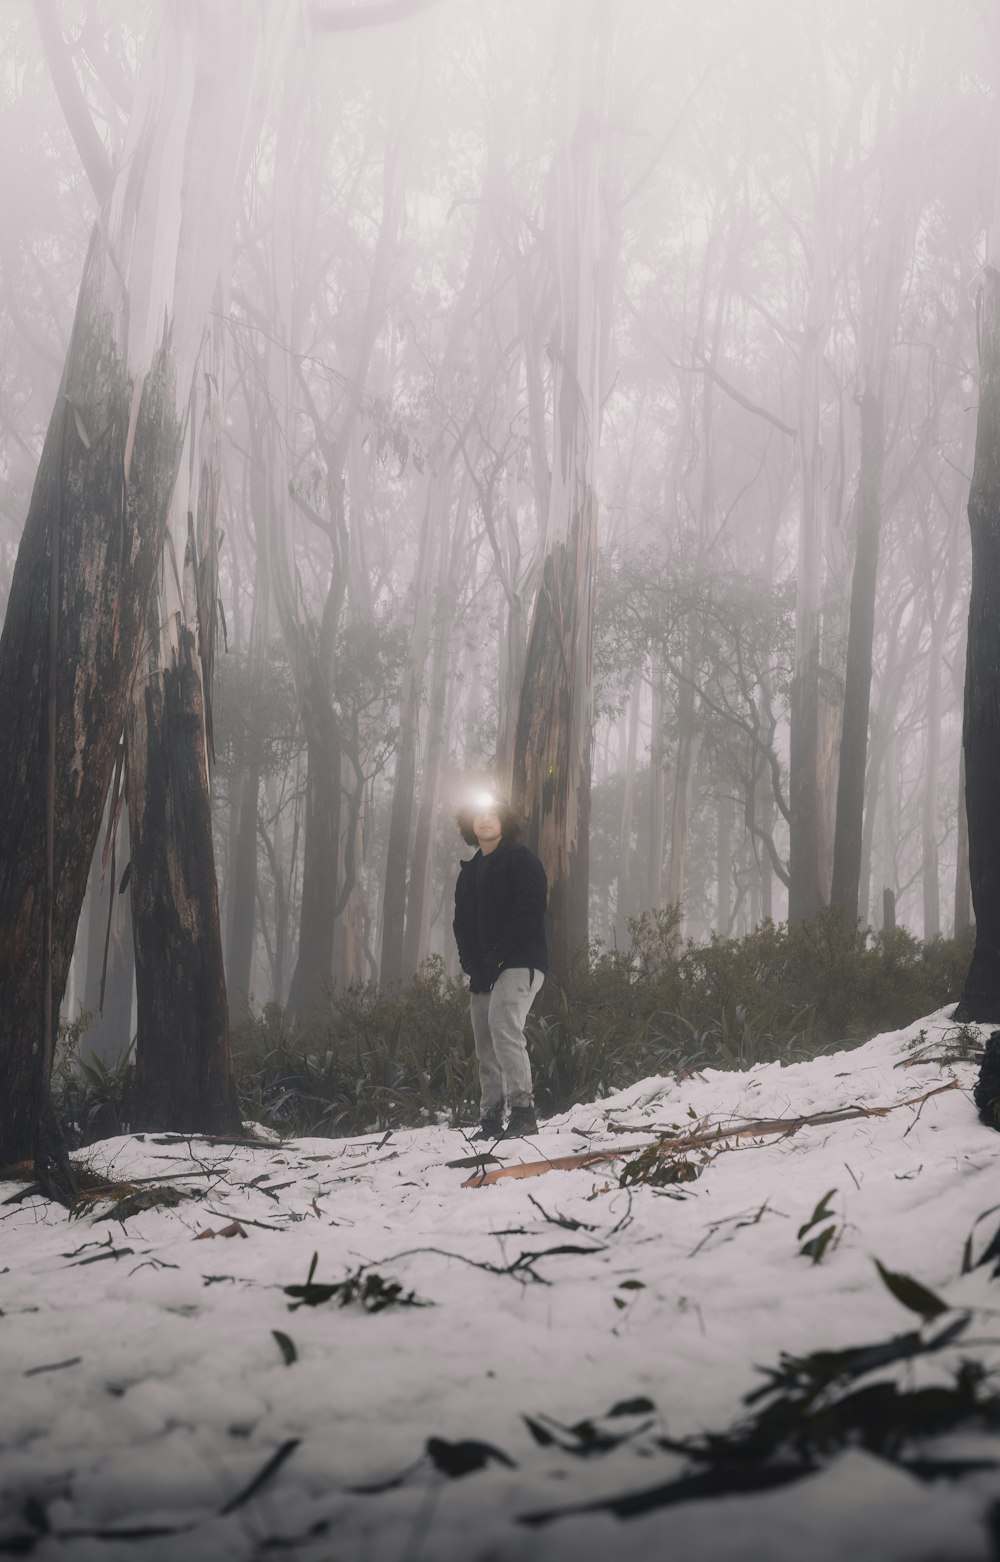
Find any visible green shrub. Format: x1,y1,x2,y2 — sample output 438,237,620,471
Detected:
231,957,475,1137
52,1013,136,1149
52,915,972,1147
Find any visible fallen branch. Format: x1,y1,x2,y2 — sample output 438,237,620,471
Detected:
462,1081,963,1187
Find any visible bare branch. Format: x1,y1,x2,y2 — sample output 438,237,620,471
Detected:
35,0,112,205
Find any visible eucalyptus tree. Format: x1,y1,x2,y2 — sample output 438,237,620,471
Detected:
380,130,508,989
0,3,283,1165
830,6,952,925
30,2,273,1132
510,0,616,983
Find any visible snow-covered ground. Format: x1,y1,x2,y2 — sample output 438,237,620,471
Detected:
2,1007,999,1561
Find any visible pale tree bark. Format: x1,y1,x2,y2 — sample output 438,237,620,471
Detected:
511,0,611,983
666,676,701,917
0,4,278,1166
828,385,885,918
789,275,830,920
878,727,900,929
381,142,501,986
379,474,441,988
402,472,472,973
226,541,270,1019
789,30,835,924
831,45,928,922
664,199,732,927
717,790,733,936
920,503,962,941
646,662,667,912
614,667,642,943
751,756,774,924
265,67,401,1016
493,355,546,789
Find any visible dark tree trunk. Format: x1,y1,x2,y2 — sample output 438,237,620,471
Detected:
956,264,1000,1020
831,388,884,919
512,519,595,985
128,623,238,1133
286,679,342,1021
0,288,180,1164
0,4,279,1164
227,758,262,1020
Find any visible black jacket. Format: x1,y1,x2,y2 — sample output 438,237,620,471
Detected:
453,840,548,992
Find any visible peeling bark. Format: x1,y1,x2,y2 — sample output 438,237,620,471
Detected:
127,307,239,1133
510,0,609,984
0,4,282,1161
830,388,884,918
128,622,237,1132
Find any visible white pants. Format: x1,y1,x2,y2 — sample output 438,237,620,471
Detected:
470,967,544,1114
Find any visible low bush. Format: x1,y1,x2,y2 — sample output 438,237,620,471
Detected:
231,957,475,1137
53,914,972,1146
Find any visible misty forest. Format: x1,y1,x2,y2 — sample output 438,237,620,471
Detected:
6,1,1000,1557
3,0,1000,1163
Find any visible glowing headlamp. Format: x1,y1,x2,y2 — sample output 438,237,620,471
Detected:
472,792,500,811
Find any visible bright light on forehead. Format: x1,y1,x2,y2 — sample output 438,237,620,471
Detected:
474,792,499,811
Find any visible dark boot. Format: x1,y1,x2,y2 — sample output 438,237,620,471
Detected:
503,1104,539,1137
471,1113,504,1142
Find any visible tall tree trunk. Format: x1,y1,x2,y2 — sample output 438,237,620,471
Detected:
614,669,642,942
403,477,469,974
957,261,1000,1018
128,622,237,1131
226,539,270,1020
717,790,733,937
879,728,899,930
922,671,942,943
788,32,833,924
382,137,498,982
228,759,263,1019
380,475,440,988
511,0,609,983
647,663,667,911
286,669,342,1020
667,661,700,924
830,388,884,918
128,299,240,1133
0,5,274,1164
789,311,826,923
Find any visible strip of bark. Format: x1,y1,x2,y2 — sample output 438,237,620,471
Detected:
462,1081,961,1186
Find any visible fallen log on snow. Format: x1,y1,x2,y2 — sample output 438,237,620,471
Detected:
461,1079,963,1187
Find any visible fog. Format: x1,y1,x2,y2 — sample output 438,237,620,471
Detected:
0,0,993,1031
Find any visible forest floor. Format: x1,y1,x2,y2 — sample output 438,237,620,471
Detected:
1,1007,999,1561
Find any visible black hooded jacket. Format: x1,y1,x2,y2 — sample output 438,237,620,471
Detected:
453,840,548,992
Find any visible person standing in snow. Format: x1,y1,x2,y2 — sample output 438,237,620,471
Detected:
453,794,547,1141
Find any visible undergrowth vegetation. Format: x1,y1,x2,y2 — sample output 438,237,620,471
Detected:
54,909,972,1148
